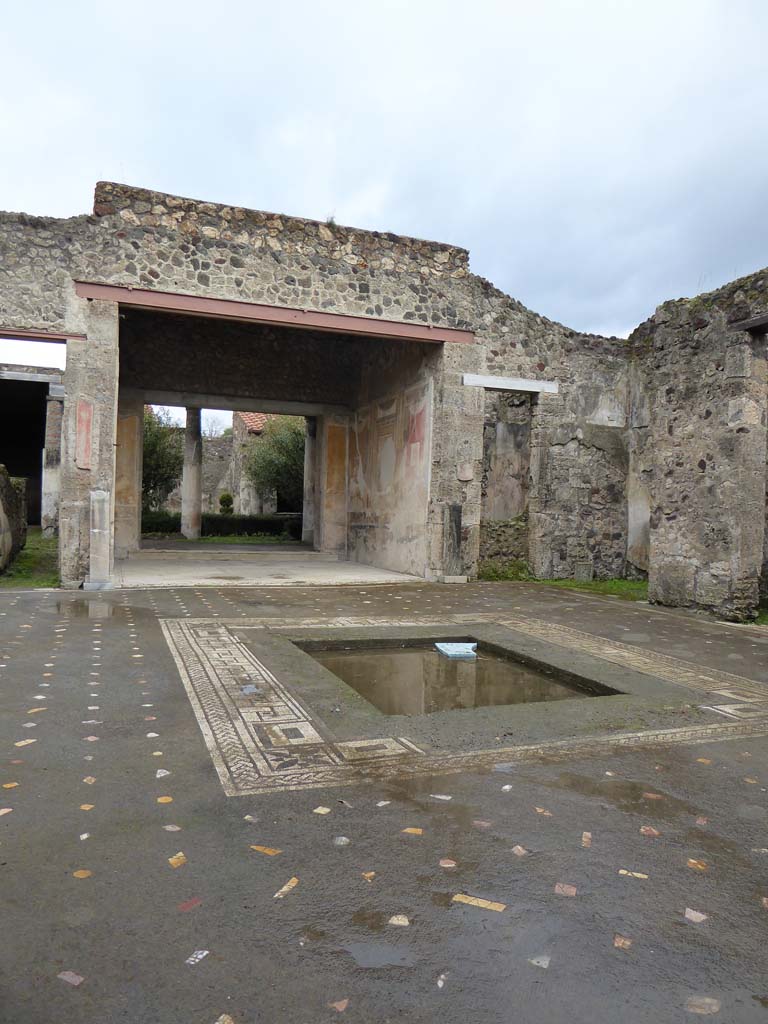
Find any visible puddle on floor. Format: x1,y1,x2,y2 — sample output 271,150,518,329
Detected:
56,599,115,618
311,644,612,715
534,771,703,820
340,942,417,968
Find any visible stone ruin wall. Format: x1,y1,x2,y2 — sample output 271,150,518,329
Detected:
0,466,26,571
1,181,766,614
479,392,531,566
351,339,440,574
475,265,768,617
628,271,768,619
1,181,622,583
472,271,631,580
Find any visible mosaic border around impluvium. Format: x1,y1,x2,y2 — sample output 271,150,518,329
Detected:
160,619,422,796
181,612,768,696
161,616,768,795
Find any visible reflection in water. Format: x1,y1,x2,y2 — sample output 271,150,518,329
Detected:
312,646,592,715
55,599,114,618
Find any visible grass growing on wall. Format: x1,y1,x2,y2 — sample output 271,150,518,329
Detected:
476,559,649,601
542,578,649,601
757,605,768,626
0,528,59,589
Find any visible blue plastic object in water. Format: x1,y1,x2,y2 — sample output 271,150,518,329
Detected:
434,642,478,660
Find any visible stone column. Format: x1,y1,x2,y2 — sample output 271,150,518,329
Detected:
114,388,144,558
181,408,203,539
41,386,64,537
301,417,316,546
316,414,349,555
59,299,120,588
85,489,111,589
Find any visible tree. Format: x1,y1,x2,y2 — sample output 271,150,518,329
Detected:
244,416,305,511
142,407,183,512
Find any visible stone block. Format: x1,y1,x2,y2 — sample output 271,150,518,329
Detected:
725,345,751,379
573,560,594,582
649,560,696,606
693,570,731,608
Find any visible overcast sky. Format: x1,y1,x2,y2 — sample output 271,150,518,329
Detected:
3,0,767,426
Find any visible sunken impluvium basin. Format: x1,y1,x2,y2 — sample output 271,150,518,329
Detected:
309,640,620,716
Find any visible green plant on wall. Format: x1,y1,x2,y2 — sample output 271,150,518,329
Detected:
219,492,234,515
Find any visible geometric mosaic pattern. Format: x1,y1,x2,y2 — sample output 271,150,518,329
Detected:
160,620,421,795
161,616,768,796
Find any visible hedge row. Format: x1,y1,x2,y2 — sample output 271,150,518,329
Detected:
142,511,302,539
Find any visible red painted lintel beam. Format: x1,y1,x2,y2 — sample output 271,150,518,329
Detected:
74,282,475,345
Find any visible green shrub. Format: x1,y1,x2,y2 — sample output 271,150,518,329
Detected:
283,518,303,541
201,513,300,537
219,492,234,515
141,510,181,534
141,511,302,537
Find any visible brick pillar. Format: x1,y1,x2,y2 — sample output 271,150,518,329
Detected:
181,408,202,539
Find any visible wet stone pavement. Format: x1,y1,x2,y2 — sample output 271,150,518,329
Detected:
1,582,767,1023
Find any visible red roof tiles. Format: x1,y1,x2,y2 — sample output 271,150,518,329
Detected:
237,412,275,434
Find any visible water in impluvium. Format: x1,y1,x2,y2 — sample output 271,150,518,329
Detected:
311,644,596,715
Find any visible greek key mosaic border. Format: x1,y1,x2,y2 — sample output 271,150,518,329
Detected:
161,616,768,795
160,619,423,795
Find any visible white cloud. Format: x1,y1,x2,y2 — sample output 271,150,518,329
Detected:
152,407,232,435
2,0,767,332
0,339,66,369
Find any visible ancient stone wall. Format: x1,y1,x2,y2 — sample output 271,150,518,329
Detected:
3,180,765,611
0,466,26,571
0,181,470,336
482,393,531,519
469,266,631,580
479,393,531,564
0,182,632,584
629,271,768,620
231,413,257,515
348,377,433,575
479,514,529,564
201,434,232,513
